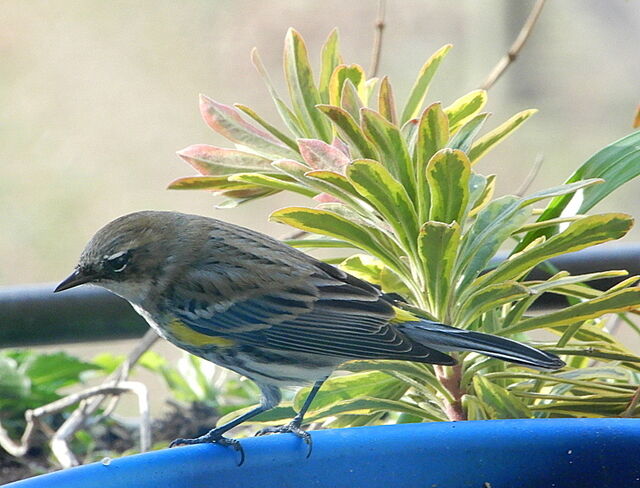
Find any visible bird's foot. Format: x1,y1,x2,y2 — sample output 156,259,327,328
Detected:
255,421,312,458
170,430,245,466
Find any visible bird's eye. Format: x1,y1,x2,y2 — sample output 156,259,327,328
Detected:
104,251,130,273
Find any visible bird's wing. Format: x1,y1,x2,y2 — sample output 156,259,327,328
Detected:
169,257,390,333
168,257,453,363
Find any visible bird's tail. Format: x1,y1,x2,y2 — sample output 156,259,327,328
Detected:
399,319,564,370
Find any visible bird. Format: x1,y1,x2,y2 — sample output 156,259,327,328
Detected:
55,210,564,463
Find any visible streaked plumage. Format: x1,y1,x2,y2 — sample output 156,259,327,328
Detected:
55,210,564,461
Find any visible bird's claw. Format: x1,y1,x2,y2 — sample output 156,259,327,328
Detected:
255,422,312,458
170,433,245,466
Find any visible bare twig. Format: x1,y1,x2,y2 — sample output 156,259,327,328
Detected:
480,0,547,90
48,381,150,468
515,153,544,196
0,329,159,467
92,329,160,423
369,0,386,77
49,330,159,467
282,229,309,241
0,416,37,458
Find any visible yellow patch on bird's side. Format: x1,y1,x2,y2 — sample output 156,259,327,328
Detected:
390,307,421,324
168,318,235,347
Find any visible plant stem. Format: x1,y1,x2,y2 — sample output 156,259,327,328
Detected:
435,363,467,421
369,0,386,77
479,0,547,90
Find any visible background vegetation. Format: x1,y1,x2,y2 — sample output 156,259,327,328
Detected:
2,1,640,285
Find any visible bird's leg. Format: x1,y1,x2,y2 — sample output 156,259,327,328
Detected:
170,384,281,466
255,378,326,458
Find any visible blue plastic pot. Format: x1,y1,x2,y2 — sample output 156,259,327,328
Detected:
4,419,639,488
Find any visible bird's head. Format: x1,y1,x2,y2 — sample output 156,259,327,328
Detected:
54,211,182,303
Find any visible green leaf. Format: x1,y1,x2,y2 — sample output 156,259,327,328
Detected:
514,216,582,234
467,173,487,212
340,359,433,379
294,371,404,412
283,28,331,141
340,79,363,121
447,113,490,154
0,356,30,399
340,254,412,297
199,95,298,159
306,396,443,423
362,78,380,105
378,76,397,124
137,351,167,371
503,287,640,334
530,402,628,417
177,144,276,176
545,348,640,363
426,149,471,224
228,173,317,198
487,371,632,394
473,375,532,419
402,118,420,158
400,44,452,124
271,158,311,179
415,103,449,166
577,131,640,212
305,170,374,212
305,170,356,194
455,196,531,290
315,202,380,228
302,169,375,211
468,110,537,163
167,176,274,202
517,131,640,251
251,48,306,138
285,238,353,249
317,104,378,159
462,394,488,420
216,187,276,201
361,108,416,198
444,90,488,131
520,179,604,207
414,103,449,221
457,282,532,327
92,352,125,374
269,206,403,271
272,158,363,205
347,159,419,248
234,104,299,151
478,213,633,288
25,352,98,390
297,138,350,171
555,366,633,382
524,270,629,295
319,29,342,104
328,64,366,107
418,221,461,314
217,404,298,427
167,175,237,191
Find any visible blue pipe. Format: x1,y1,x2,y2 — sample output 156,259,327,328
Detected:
4,419,639,488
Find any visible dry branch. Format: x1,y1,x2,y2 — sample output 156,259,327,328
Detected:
480,0,547,90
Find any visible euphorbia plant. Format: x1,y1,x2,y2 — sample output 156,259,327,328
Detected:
170,28,640,425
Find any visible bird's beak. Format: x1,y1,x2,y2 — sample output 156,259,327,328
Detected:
54,268,96,293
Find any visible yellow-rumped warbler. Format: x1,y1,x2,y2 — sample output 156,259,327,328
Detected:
55,210,564,460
